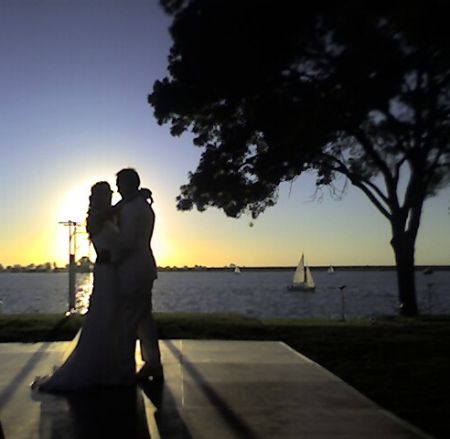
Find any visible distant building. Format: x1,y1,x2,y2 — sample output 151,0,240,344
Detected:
78,256,94,272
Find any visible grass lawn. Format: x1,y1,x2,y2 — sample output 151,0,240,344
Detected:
0,312,449,439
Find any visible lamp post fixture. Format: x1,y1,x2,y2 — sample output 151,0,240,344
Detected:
58,220,81,313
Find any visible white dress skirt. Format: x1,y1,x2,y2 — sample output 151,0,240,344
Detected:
32,221,135,392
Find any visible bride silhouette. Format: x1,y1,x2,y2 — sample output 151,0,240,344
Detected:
32,181,131,390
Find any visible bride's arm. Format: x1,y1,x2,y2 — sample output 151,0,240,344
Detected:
104,201,122,219
139,188,153,203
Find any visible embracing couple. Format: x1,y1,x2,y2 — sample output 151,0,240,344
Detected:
32,168,163,392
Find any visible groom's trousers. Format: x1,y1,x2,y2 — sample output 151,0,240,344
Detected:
137,283,163,373
115,279,162,382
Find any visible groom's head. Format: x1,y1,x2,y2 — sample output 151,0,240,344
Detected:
116,168,140,200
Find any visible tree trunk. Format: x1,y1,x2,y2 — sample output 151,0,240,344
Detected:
390,227,419,316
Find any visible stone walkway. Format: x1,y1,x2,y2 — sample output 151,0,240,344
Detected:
0,340,432,439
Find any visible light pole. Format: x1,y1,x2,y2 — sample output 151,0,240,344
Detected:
59,220,81,313
338,284,347,322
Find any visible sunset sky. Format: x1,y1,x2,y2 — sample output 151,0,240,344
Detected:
0,0,449,269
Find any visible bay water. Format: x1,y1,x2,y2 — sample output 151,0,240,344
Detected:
0,269,448,319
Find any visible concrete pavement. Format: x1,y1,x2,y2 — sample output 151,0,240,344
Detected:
0,340,432,438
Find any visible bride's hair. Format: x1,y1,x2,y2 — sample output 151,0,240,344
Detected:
86,181,112,239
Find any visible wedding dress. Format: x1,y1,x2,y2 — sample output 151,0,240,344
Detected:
32,220,135,392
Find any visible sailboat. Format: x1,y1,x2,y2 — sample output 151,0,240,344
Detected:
287,254,316,291
328,264,335,274
234,266,241,274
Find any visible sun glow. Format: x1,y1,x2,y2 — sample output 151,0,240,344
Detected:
52,175,173,267
54,176,121,266
56,176,122,224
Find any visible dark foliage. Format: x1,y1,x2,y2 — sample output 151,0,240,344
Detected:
150,0,450,314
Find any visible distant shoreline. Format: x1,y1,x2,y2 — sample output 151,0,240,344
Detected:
1,265,449,273
167,265,450,272
157,265,450,272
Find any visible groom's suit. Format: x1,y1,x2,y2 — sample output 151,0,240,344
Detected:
113,195,162,380
115,195,157,286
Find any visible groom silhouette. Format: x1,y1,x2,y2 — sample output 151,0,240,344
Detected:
112,168,164,382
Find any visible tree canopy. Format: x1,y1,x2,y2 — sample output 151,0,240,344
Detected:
150,0,450,315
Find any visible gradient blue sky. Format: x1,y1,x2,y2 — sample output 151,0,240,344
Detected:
0,0,449,268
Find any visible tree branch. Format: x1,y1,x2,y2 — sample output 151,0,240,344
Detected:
327,154,390,203
353,129,402,212
351,179,392,220
353,129,394,180
437,71,450,88
320,153,392,219
393,156,408,187
425,141,448,177
379,109,409,152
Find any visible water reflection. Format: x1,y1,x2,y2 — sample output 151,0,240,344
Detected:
74,273,93,315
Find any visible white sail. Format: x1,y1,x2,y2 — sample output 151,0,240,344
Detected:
328,265,335,274
293,254,306,283
305,264,315,288
288,253,315,291
234,266,241,274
